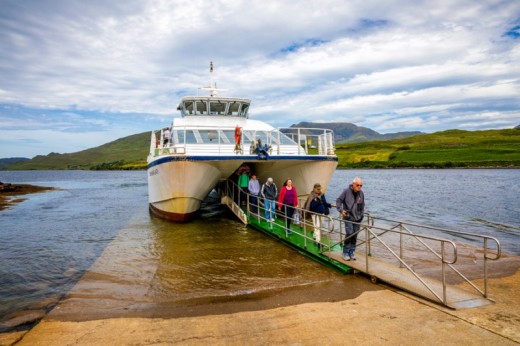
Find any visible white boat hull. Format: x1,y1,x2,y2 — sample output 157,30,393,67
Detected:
147,155,338,222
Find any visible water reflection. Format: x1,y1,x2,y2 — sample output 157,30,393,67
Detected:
49,204,367,321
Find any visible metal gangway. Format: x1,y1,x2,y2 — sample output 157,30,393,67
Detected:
221,179,501,309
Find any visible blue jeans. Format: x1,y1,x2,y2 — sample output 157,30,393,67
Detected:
343,220,360,256
264,199,275,220
249,194,258,212
282,205,295,234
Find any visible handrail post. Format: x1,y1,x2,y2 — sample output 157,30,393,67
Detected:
399,223,404,268
302,209,307,247
484,238,489,298
442,241,447,305
365,225,370,274
367,224,372,256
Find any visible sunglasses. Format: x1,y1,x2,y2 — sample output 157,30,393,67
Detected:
354,183,363,187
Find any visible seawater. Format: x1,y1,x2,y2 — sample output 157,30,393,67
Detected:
0,169,519,320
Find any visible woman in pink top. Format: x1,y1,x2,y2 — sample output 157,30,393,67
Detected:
277,179,298,235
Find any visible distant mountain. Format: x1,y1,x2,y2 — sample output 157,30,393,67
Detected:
515,124,520,129
5,132,149,170
290,122,423,143
0,157,30,170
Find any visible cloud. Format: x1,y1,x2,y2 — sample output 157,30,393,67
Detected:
0,0,519,157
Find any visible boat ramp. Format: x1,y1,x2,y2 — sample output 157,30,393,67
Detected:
222,180,502,310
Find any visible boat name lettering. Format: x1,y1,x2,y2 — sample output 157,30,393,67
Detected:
149,168,159,176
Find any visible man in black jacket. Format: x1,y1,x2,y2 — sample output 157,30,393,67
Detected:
261,177,277,222
336,177,365,261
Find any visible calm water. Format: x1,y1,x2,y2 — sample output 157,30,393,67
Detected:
0,169,519,321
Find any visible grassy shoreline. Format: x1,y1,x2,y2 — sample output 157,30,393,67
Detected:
3,128,520,170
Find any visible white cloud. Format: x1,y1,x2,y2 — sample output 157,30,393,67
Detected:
0,0,519,157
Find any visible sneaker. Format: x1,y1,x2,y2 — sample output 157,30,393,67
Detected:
342,253,350,261
350,254,356,261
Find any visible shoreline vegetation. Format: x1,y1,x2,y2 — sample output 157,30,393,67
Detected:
0,182,56,210
2,128,520,170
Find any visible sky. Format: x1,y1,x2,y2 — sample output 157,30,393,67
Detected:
1,0,519,158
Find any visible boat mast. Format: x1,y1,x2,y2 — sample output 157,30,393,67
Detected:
199,61,225,97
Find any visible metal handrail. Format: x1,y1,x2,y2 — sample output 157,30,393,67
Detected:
363,214,501,298
151,126,336,157
222,179,500,305
366,214,501,258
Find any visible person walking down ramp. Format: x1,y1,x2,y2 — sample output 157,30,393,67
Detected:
248,174,260,213
304,183,331,246
277,179,298,236
261,177,277,221
336,177,365,261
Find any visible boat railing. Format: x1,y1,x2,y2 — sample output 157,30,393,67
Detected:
222,178,501,306
149,126,335,157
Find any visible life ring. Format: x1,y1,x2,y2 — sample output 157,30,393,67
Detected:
234,126,242,145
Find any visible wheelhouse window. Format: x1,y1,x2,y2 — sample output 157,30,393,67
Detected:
240,103,249,117
227,102,240,116
183,101,195,115
209,101,226,115
195,100,208,115
179,99,250,118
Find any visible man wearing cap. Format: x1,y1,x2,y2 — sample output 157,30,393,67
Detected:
336,177,365,261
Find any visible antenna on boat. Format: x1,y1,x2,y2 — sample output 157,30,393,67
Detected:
198,61,226,97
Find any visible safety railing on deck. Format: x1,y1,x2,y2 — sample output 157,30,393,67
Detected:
222,179,501,306
149,126,335,157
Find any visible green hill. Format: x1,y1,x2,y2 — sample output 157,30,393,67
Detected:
291,121,423,143
4,127,520,170
336,128,520,168
6,132,150,170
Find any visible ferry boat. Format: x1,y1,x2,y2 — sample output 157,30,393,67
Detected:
147,64,338,221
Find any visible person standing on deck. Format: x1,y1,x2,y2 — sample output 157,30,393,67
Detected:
261,177,277,222
163,128,171,146
336,177,365,261
248,174,260,213
234,125,242,151
237,170,250,206
304,183,332,246
277,179,299,235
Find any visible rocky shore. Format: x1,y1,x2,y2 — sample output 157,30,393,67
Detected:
0,182,56,210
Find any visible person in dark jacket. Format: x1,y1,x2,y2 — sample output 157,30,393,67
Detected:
336,177,365,261
260,177,277,221
304,183,332,245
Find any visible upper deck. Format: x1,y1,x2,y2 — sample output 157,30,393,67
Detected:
149,93,336,160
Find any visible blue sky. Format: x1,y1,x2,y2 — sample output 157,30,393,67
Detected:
1,0,519,158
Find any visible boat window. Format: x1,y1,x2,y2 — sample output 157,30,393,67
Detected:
198,130,220,143
209,101,226,115
195,100,208,115
227,102,240,116
176,130,198,144
183,101,195,115
172,129,179,144
240,103,249,117
220,130,232,143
